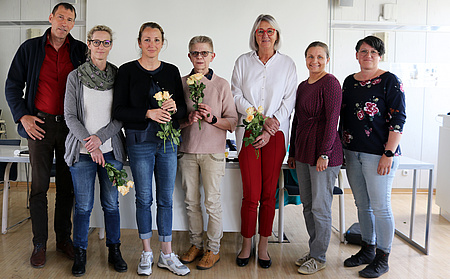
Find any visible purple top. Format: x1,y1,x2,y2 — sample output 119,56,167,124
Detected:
289,74,343,167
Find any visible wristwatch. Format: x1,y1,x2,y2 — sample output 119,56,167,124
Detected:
384,150,394,157
209,115,217,125
320,155,329,160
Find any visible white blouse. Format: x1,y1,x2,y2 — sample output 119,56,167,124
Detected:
231,51,297,153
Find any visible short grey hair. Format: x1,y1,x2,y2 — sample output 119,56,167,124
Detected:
249,14,282,52
188,35,214,52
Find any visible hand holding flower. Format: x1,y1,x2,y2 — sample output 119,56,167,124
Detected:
90,149,105,167
252,130,270,149
198,103,213,122
146,108,172,123
187,73,207,129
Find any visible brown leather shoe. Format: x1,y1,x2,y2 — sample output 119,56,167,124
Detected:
30,244,46,268
180,245,204,264
56,239,75,260
197,250,220,270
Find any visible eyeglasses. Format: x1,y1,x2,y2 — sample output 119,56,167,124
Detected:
88,40,112,47
189,51,213,58
359,49,379,56
255,28,276,36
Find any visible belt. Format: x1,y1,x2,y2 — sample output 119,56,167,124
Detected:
36,111,65,122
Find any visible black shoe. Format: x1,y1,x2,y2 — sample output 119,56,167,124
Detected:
72,247,86,277
359,249,389,278
258,253,272,269
108,243,127,272
344,241,376,267
236,251,252,267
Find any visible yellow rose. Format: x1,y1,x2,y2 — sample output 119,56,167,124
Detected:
192,73,203,81
257,106,264,113
154,91,163,101
162,91,170,100
246,107,256,115
246,114,254,122
186,77,194,85
118,185,130,196
127,180,134,188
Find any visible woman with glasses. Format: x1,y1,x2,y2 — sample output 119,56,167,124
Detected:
113,22,189,276
340,35,406,278
178,35,238,270
231,14,297,269
287,41,342,275
64,25,127,276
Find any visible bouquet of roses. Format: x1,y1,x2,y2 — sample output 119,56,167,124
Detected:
241,106,266,159
186,73,207,130
104,163,134,196
154,90,181,152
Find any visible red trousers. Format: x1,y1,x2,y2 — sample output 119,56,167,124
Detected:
238,131,285,238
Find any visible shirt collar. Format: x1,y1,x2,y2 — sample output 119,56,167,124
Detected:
45,33,71,49
189,68,213,80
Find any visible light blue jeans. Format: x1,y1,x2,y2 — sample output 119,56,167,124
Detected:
344,150,399,253
70,152,122,250
127,142,177,242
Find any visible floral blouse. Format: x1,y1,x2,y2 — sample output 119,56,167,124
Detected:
340,71,406,156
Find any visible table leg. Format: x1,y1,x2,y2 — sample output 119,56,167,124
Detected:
2,162,12,234
278,170,284,243
338,170,345,243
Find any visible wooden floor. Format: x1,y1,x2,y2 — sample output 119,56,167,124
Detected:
1,184,450,279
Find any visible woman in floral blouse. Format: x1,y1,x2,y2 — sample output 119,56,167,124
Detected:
340,35,406,278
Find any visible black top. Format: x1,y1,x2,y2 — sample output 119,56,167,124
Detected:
113,60,187,141
340,71,406,156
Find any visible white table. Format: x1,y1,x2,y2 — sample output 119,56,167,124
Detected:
277,156,434,255
0,145,30,234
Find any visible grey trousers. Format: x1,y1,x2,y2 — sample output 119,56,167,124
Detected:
295,162,341,263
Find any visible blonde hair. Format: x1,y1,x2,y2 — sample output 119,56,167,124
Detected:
249,14,282,51
86,25,113,56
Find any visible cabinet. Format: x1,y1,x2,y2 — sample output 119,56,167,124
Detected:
436,115,450,221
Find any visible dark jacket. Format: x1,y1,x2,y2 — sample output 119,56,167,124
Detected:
5,27,87,138
113,60,187,131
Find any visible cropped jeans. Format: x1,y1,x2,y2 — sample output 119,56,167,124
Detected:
128,142,177,242
344,150,399,253
70,152,122,250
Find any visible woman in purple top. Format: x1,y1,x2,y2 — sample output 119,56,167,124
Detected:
340,36,406,278
288,41,342,275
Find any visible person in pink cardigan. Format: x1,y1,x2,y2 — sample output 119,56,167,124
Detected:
178,35,238,270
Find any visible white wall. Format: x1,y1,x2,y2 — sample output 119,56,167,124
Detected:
86,0,328,84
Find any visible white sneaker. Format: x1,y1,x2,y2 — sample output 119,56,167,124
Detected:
298,257,326,275
295,252,311,266
157,251,190,276
137,251,153,276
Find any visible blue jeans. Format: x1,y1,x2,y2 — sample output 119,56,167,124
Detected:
344,150,399,253
70,152,122,250
128,142,177,242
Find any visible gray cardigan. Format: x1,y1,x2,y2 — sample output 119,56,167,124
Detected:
64,69,126,167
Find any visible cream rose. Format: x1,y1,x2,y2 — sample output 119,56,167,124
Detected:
257,106,264,113
162,91,170,100
186,77,194,85
192,73,203,81
154,91,163,101
246,107,256,115
246,114,254,122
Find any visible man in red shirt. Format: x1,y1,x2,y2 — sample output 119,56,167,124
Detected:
5,2,87,268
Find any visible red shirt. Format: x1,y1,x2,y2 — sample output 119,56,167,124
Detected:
35,36,73,115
